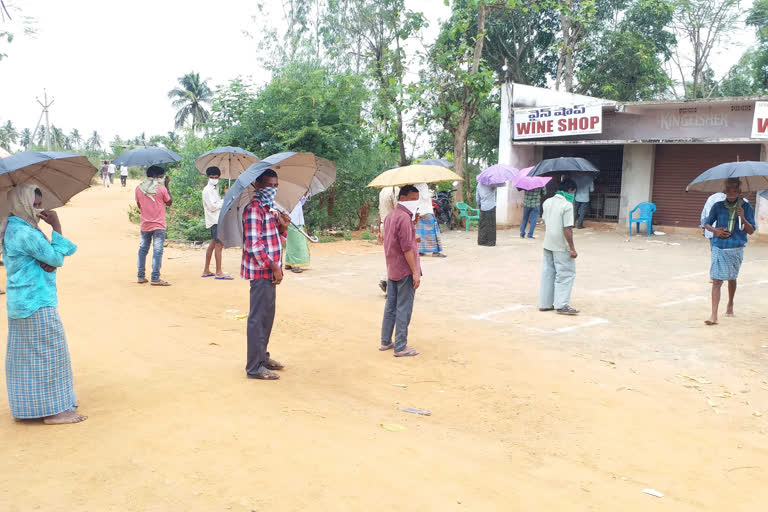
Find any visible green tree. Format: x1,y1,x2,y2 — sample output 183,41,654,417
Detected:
69,128,82,149
669,0,741,98
0,119,18,148
168,72,213,132
576,0,675,100
50,126,66,150
87,130,102,151
19,127,30,149
417,1,500,204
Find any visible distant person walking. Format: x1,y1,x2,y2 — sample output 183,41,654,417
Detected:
415,183,446,258
120,165,129,188
100,161,110,188
1,185,86,425
571,175,594,229
380,185,421,357
242,170,291,380
135,165,172,286
539,179,579,316
703,178,755,325
377,186,399,293
285,195,310,274
201,166,231,280
107,160,116,185
475,182,497,246
520,187,545,239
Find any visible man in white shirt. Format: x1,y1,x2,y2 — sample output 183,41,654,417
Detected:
201,166,231,279
539,179,579,315
120,165,129,188
377,186,399,293
107,161,117,185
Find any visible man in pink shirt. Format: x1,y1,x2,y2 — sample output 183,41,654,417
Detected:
379,185,422,357
135,165,173,286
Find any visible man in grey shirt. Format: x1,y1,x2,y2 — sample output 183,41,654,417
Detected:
572,175,594,229
475,183,497,246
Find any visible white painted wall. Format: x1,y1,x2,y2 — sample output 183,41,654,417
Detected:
618,144,655,227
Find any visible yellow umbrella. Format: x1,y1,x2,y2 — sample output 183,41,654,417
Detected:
367,164,463,188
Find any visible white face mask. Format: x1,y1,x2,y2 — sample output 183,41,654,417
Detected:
33,207,44,218
209,179,219,186
399,200,419,219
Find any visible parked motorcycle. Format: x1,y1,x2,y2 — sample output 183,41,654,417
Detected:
434,190,454,228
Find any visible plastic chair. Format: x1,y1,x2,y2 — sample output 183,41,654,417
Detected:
456,202,480,231
629,202,656,236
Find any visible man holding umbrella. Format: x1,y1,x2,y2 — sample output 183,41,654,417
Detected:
703,178,755,325
242,169,292,380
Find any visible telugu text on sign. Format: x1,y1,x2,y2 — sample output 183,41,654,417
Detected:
513,104,603,140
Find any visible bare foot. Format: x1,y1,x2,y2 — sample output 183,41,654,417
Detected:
43,411,88,425
704,317,718,325
725,306,735,317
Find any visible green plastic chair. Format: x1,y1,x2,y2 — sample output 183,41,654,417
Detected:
456,202,480,231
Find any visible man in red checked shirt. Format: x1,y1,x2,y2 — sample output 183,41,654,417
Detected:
242,169,292,380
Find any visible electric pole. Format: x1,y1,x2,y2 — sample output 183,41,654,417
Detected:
33,89,54,151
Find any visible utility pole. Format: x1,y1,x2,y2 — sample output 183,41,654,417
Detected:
33,89,54,151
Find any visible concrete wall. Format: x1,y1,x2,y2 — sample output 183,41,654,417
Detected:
618,144,655,227
758,143,768,235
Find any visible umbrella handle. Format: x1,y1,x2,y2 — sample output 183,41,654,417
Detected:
292,222,319,243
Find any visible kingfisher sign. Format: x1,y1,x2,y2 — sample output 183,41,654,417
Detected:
751,101,768,139
514,104,603,140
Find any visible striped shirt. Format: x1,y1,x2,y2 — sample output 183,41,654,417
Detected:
241,198,286,281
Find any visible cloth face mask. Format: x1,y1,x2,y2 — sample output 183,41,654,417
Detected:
255,186,278,207
399,200,419,219
208,179,219,186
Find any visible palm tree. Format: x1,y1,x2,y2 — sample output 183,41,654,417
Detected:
35,126,46,146
69,128,82,149
87,130,102,151
19,128,31,149
50,126,66,150
0,120,18,149
168,72,212,132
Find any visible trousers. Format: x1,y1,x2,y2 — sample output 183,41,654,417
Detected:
539,249,576,310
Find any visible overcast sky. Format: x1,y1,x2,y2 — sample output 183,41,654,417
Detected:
0,0,757,150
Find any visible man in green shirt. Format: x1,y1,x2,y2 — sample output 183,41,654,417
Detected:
539,179,579,315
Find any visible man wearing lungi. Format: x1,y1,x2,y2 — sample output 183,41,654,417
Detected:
703,178,755,326
414,183,446,258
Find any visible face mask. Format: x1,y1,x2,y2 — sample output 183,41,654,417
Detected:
399,200,419,219
33,208,44,218
208,179,219,186
557,191,575,203
255,186,278,207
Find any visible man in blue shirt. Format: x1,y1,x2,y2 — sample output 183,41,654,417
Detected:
703,178,756,325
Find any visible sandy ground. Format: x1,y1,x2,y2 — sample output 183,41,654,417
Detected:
2,181,768,511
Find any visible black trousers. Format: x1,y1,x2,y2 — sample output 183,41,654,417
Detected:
246,278,276,375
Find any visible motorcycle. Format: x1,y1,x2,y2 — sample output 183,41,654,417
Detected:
434,190,454,228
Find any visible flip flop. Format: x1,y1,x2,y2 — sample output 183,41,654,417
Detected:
201,273,215,278
215,275,234,280
150,280,171,286
394,348,419,357
379,343,394,351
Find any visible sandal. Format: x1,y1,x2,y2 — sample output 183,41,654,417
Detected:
394,347,419,357
150,280,172,286
137,279,148,284
379,343,394,351
201,273,215,278
215,275,234,280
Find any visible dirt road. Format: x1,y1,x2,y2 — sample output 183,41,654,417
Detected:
2,183,768,511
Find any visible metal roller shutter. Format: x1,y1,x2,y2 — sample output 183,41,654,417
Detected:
652,144,759,227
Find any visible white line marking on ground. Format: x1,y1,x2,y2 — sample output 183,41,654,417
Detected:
527,317,610,334
659,295,706,307
293,272,356,282
590,285,637,295
471,305,530,323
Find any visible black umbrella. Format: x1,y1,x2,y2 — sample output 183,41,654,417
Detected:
0,151,96,210
686,161,768,193
529,157,599,177
112,147,181,167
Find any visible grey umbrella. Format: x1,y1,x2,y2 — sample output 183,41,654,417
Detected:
216,152,336,248
687,161,768,193
0,151,96,210
529,157,599,177
418,158,453,168
112,147,181,167
194,146,260,180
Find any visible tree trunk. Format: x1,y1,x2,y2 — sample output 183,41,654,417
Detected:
357,201,371,231
327,187,335,217
561,7,574,92
396,107,408,167
451,2,488,209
